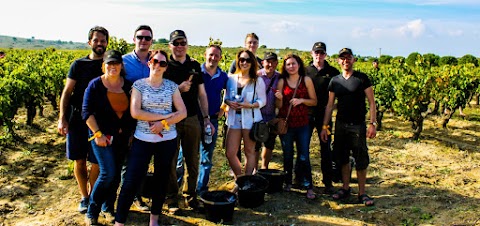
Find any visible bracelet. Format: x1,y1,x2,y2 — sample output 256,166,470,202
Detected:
88,130,103,141
161,120,170,130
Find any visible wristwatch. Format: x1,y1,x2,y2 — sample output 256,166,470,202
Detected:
204,115,210,120
369,121,377,127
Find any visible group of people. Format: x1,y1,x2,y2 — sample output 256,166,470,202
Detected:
57,25,377,226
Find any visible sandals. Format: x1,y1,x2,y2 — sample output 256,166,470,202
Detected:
358,194,374,206
332,188,351,200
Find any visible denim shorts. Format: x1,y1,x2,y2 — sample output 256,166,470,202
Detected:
333,121,369,170
66,115,97,163
229,114,243,129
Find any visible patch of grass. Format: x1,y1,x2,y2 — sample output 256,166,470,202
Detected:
438,167,453,175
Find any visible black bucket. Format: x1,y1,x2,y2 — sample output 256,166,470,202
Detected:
200,191,237,223
256,169,285,193
235,175,269,208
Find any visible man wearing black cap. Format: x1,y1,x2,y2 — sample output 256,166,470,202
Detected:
164,30,212,212
57,26,108,214
320,48,377,206
305,42,340,194
255,51,281,169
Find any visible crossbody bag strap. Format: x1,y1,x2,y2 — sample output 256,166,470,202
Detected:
251,80,257,118
285,76,302,121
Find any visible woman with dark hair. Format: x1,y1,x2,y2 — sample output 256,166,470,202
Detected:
274,54,317,199
114,50,186,226
82,50,136,225
224,49,266,182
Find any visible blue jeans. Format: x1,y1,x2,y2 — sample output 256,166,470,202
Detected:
280,125,313,189
86,132,128,219
197,119,219,194
115,138,176,223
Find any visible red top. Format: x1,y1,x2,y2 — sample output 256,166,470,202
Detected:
278,77,309,128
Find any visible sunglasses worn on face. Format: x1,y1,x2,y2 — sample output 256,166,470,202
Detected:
136,35,152,41
152,59,168,67
339,56,353,61
315,50,326,55
172,41,187,46
239,57,252,63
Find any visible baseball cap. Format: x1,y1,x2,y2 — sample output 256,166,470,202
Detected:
263,52,278,61
312,42,326,52
104,50,123,64
170,30,187,42
339,48,353,56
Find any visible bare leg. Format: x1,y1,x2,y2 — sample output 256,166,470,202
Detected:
88,163,99,195
74,159,89,198
356,169,367,195
226,129,243,179
261,147,273,169
149,214,160,226
341,163,351,190
242,129,257,175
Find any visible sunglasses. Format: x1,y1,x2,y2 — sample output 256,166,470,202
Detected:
315,50,326,55
151,59,168,67
239,57,252,63
339,56,353,61
136,35,152,41
172,41,187,46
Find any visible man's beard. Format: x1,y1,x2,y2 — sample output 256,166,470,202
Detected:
92,46,106,55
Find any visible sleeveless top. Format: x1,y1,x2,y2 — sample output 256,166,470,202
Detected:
278,77,309,128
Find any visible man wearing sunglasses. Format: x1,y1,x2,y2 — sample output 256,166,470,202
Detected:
164,30,212,213
121,25,154,212
305,42,340,195
123,25,153,83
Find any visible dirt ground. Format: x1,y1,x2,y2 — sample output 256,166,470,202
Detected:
1,105,480,226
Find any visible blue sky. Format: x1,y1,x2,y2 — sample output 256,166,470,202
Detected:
2,0,479,57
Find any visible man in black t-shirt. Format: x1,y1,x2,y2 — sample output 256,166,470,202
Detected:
57,26,109,214
164,30,212,213
305,42,340,194
320,48,377,206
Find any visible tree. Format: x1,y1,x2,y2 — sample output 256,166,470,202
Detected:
260,45,267,49
208,37,222,46
107,36,129,55
406,52,421,67
439,56,458,66
423,53,440,67
458,54,478,66
156,38,169,44
379,55,393,64
392,56,405,64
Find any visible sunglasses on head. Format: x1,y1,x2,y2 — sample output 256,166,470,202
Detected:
315,50,326,55
151,59,168,67
239,57,252,63
136,35,152,41
172,41,187,46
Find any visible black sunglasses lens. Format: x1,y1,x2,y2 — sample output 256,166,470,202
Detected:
173,41,187,46
136,36,152,41
240,58,251,63
159,61,168,67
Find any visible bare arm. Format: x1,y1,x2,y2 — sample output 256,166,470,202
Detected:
86,115,109,147
130,88,174,121
365,86,377,138
291,76,317,107
274,79,284,109
57,78,76,135
198,83,215,134
166,89,187,125
320,91,336,142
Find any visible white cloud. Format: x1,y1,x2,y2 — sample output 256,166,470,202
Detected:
270,21,303,33
397,19,426,38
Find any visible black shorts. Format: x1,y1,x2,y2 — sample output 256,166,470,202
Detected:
333,121,369,170
255,131,277,151
66,114,97,163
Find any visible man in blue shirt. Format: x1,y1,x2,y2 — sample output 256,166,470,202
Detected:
123,25,153,83
121,25,153,211
197,44,228,195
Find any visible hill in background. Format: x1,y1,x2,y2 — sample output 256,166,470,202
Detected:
0,35,88,50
